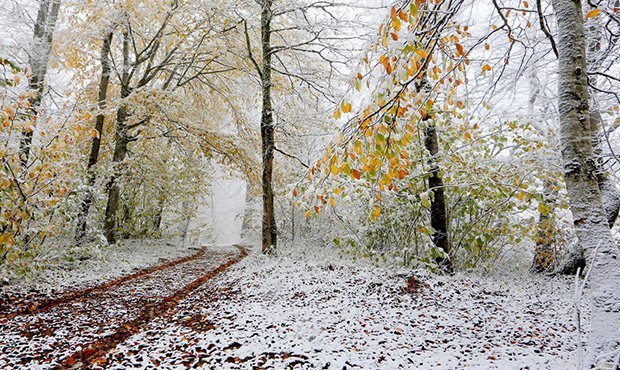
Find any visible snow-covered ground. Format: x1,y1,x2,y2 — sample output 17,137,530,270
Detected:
102,244,581,369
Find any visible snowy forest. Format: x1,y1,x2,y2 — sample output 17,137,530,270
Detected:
1,0,620,368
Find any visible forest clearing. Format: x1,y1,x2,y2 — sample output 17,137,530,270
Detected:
1,0,619,369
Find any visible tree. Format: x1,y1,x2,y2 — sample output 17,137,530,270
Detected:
240,0,373,253
19,0,61,168
551,0,620,366
76,28,114,238
259,0,277,253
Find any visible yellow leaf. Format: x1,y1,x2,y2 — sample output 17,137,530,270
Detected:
341,102,352,113
586,9,602,18
305,210,312,219
371,205,381,219
333,109,342,120
392,18,402,31
517,191,525,201
330,163,339,175
91,129,100,139
330,197,335,207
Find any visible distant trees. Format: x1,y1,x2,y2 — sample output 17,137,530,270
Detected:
1,0,258,276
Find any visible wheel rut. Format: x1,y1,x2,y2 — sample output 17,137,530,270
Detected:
0,245,248,369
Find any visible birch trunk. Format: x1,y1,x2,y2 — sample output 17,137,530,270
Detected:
19,0,61,167
551,0,620,366
260,0,277,253
76,31,114,238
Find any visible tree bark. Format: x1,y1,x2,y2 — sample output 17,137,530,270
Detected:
260,0,277,253
103,29,130,244
423,123,452,270
554,6,620,274
587,13,620,228
19,0,61,168
76,31,114,238
551,0,620,366
532,180,560,272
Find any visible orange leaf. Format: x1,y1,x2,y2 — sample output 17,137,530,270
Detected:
455,43,465,56
351,169,361,180
586,9,602,18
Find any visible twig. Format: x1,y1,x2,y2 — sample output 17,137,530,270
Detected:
572,241,602,370
274,147,309,168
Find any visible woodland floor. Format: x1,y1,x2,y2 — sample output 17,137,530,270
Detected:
0,244,582,369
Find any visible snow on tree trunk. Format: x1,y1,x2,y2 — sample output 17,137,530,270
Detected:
77,31,114,239
19,0,61,168
551,0,620,366
104,29,131,245
260,0,277,253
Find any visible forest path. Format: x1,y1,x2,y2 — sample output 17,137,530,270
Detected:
0,245,248,369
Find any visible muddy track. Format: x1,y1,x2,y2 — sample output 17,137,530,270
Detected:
0,245,249,370
0,247,206,318
66,245,248,369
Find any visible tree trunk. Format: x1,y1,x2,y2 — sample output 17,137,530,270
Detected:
587,12,620,228
103,29,130,244
76,31,114,238
260,0,277,253
591,109,620,228
241,182,258,243
554,6,620,274
19,0,61,168
532,180,560,272
423,123,452,270
551,0,620,366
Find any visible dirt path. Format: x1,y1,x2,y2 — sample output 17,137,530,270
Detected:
0,245,248,369
0,247,206,318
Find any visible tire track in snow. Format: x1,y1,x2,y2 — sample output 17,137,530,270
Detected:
0,246,206,318
0,245,248,369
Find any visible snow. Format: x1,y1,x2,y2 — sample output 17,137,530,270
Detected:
1,238,198,295
100,244,580,369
